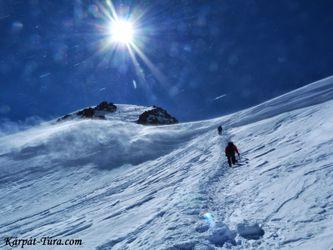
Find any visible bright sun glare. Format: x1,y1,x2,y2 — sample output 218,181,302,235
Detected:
109,20,134,44
98,0,167,85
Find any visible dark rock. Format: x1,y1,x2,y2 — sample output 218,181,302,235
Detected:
137,107,178,125
77,107,95,118
57,101,117,122
95,101,117,112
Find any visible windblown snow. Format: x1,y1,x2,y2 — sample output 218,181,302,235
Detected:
1,76,333,249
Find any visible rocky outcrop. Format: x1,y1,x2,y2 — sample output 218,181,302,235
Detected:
57,101,117,122
77,107,95,118
57,103,177,125
95,101,117,112
137,107,178,125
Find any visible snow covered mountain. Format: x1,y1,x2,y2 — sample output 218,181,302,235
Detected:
0,76,333,249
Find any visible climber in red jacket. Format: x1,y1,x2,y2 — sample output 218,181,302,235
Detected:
225,141,240,167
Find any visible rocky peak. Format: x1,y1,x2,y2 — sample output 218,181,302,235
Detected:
137,106,178,125
57,101,117,122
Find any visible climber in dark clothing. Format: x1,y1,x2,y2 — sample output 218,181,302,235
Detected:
217,125,223,135
225,142,240,167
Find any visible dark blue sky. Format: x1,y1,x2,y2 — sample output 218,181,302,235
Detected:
1,0,333,122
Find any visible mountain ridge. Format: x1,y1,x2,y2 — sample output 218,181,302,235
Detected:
0,76,332,249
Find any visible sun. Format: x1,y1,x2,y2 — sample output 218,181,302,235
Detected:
109,20,134,45
96,0,168,85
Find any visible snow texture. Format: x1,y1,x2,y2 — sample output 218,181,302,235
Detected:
0,76,333,249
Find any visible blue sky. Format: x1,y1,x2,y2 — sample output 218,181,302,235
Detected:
1,0,333,122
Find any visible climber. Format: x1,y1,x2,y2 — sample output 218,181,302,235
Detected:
217,125,223,135
225,141,240,167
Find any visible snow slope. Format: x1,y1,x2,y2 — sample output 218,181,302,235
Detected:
0,76,333,249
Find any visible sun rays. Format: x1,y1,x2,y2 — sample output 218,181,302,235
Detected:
95,0,167,88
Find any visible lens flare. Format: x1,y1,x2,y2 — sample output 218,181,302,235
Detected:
203,212,215,227
94,0,168,89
